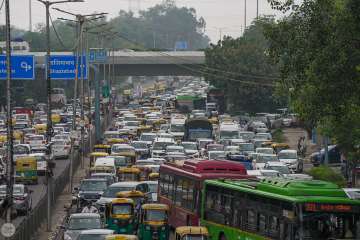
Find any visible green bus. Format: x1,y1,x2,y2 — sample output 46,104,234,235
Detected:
201,178,360,240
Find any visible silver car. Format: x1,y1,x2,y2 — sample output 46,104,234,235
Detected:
64,213,102,240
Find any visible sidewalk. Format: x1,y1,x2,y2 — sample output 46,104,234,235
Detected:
33,156,90,240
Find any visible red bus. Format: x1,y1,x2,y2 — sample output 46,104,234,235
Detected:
158,159,250,227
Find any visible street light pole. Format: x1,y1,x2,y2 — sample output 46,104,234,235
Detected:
36,0,84,232
4,0,14,225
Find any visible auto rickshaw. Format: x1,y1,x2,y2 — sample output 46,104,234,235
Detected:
118,132,134,143
148,173,159,181
51,113,61,124
13,130,24,143
133,166,153,181
175,227,209,240
136,126,152,137
108,138,129,145
272,143,290,154
90,152,109,167
118,167,141,182
116,191,147,216
208,117,219,124
105,198,136,234
93,144,112,154
34,123,47,135
15,156,38,184
261,141,274,148
138,204,169,240
105,235,138,240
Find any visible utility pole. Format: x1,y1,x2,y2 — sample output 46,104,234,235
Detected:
244,0,247,29
4,0,14,226
54,7,108,178
29,0,32,32
36,0,83,232
256,0,259,18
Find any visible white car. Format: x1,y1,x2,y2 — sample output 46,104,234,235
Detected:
26,134,46,148
51,140,71,159
256,147,274,155
253,154,278,170
278,149,303,173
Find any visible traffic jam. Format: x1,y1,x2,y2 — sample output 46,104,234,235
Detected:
4,79,360,240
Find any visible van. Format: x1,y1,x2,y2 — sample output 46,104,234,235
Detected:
94,157,117,177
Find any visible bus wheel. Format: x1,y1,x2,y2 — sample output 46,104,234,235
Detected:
219,233,227,240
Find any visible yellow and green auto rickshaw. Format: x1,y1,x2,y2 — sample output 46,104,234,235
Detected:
107,138,129,146
90,152,109,167
175,227,209,240
138,204,169,240
118,167,141,182
116,191,147,209
93,144,112,154
15,156,38,184
105,198,136,234
34,123,47,135
105,234,138,240
148,173,159,181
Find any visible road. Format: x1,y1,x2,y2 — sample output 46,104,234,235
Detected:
0,154,73,236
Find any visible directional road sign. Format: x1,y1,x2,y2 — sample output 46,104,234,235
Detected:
175,41,188,50
0,55,35,80
49,55,87,80
89,48,107,62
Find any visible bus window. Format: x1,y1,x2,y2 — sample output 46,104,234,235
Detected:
247,210,256,232
269,216,280,238
257,213,267,234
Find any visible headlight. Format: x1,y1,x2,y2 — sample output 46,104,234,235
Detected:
64,233,72,240
146,225,151,230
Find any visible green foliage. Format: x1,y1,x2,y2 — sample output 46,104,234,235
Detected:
272,128,285,143
307,166,346,187
264,0,360,162
20,3,209,51
204,17,281,113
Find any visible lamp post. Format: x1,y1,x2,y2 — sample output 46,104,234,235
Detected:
36,0,84,232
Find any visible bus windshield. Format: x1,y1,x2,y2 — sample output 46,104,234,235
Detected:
302,212,359,239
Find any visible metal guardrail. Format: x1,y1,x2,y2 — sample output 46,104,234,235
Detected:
6,115,111,240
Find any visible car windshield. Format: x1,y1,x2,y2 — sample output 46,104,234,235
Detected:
268,166,290,174
113,157,128,167
29,136,43,141
112,204,132,215
257,148,273,154
256,134,270,140
209,152,226,160
257,155,278,163
153,142,174,150
112,146,133,153
188,131,212,140
182,143,197,150
140,134,156,141
102,186,134,198
68,217,101,230
261,171,280,177
166,146,184,153
104,133,120,139
0,186,23,194
80,181,107,192
14,146,29,155
171,124,184,132
238,143,254,151
145,209,167,221
183,235,208,240
239,132,254,140
125,122,139,127
132,142,148,149
278,151,297,159
78,234,109,240
220,130,239,139
148,184,158,193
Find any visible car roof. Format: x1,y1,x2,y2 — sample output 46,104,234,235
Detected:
82,178,108,182
279,149,297,153
109,182,139,187
70,213,100,218
266,161,287,166
79,229,114,235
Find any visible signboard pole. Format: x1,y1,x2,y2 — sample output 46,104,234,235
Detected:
4,0,14,229
94,64,101,143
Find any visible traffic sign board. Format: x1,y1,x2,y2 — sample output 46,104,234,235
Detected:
89,48,107,62
0,55,35,80
175,41,188,50
49,55,87,80
1,223,15,237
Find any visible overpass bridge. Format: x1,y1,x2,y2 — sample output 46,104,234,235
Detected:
32,51,205,76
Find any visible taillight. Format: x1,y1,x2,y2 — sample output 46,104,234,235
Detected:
14,196,25,201
42,141,46,144
26,141,30,144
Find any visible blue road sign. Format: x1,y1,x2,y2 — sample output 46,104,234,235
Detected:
175,41,188,50
0,55,35,80
49,55,87,80
89,48,107,62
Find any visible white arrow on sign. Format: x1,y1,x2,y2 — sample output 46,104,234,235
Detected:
20,61,32,72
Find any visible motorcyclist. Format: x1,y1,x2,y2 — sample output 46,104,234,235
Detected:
81,201,98,213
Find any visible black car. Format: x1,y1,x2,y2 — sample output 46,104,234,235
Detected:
73,178,109,210
310,145,341,166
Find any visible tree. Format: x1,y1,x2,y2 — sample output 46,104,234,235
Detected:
204,17,280,113
264,0,360,162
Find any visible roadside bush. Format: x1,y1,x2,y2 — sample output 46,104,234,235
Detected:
272,128,285,143
307,166,346,187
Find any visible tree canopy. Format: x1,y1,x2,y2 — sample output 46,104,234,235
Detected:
19,3,209,51
204,17,280,113
264,0,360,160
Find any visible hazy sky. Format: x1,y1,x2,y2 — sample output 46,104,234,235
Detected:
1,0,285,42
